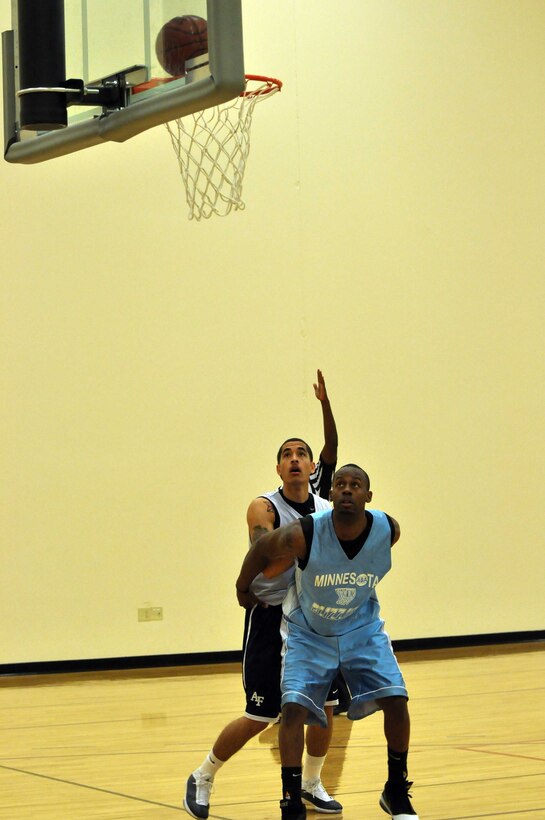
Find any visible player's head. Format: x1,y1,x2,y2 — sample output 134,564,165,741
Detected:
276,438,313,464
330,464,372,513
276,439,315,486
336,463,371,489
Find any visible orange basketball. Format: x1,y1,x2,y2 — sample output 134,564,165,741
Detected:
155,15,208,77
262,556,294,578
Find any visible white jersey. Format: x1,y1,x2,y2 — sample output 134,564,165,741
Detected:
249,489,331,606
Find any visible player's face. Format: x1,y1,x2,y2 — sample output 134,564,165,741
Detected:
276,440,315,485
330,468,372,515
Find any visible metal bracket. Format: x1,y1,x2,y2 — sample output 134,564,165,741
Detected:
16,65,148,114
77,65,147,112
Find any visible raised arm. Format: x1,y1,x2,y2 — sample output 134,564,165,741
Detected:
313,369,338,466
236,520,307,608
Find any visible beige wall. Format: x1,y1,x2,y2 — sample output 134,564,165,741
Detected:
1,0,544,665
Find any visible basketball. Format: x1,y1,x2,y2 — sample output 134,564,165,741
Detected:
262,556,294,579
155,15,208,77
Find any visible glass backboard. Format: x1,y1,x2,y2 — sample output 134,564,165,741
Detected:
3,0,244,163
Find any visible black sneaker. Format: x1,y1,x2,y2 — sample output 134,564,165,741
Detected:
379,779,418,819
183,773,213,819
301,778,343,813
280,798,307,819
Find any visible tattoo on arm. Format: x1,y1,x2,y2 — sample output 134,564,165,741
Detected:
251,524,270,545
280,527,297,557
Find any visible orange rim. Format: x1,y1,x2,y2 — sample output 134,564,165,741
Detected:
241,74,282,98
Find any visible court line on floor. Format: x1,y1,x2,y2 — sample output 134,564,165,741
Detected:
459,746,545,764
0,763,184,812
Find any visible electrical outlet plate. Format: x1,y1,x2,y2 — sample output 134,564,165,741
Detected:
138,606,163,622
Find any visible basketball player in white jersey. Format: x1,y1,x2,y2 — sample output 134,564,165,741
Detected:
184,371,342,819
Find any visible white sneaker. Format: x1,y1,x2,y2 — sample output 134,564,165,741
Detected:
183,772,213,819
301,778,343,814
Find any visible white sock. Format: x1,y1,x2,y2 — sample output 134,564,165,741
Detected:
303,753,326,784
195,750,225,781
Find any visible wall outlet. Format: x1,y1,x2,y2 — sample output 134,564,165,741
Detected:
138,606,163,622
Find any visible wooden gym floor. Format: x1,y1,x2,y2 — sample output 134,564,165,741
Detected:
1,642,544,819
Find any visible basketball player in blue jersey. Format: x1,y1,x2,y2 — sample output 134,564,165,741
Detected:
236,464,419,820
184,371,343,819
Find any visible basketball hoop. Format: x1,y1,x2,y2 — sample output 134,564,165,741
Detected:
166,74,282,220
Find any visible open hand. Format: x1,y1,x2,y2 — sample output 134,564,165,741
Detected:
313,369,328,402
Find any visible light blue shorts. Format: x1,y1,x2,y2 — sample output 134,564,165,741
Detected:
280,616,407,727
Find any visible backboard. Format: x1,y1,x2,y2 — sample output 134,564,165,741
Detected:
3,0,244,164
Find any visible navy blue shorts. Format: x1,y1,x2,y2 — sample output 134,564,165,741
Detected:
243,604,339,722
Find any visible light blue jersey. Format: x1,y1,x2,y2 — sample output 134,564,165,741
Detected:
283,508,392,636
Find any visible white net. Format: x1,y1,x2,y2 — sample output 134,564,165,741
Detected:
166,76,281,220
